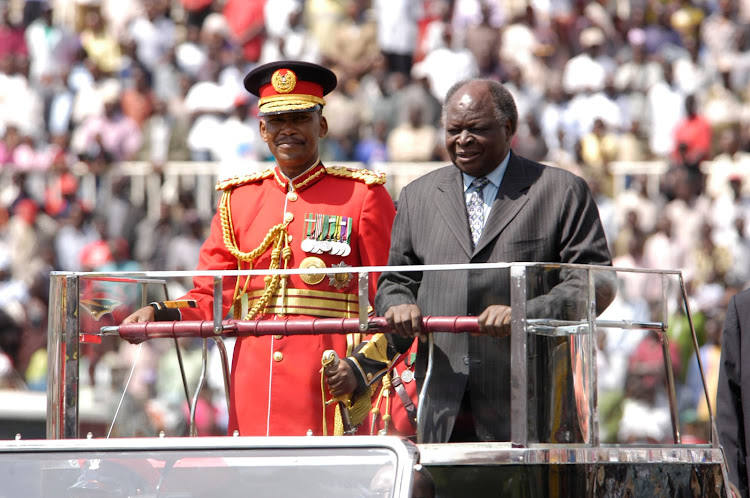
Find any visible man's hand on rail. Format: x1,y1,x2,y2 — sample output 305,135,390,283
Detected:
385,303,423,339
325,360,358,397
478,305,512,338
122,306,155,324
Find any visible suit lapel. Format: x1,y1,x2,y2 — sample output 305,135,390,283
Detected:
435,167,473,258
473,153,532,255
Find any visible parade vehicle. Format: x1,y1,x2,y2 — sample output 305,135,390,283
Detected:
0,263,732,497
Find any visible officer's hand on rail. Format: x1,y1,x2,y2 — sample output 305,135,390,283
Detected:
478,305,512,338
325,360,357,397
122,306,155,324
385,304,423,340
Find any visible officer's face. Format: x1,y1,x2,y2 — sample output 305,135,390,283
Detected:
444,82,512,178
260,110,328,178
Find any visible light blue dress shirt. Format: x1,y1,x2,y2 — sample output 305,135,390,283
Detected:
462,151,510,227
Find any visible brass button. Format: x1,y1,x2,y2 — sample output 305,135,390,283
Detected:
287,234,293,242
367,373,373,381
273,351,284,362
274,334,283,340
287,191,298,201
284,212,294,223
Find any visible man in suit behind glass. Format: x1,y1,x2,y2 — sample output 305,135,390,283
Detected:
718,288,750,498
375,79,614,443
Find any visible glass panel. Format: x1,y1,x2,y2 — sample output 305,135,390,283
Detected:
45,263,710,449
0,446,400,498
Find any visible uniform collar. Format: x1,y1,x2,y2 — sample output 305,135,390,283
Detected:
273,159,326,193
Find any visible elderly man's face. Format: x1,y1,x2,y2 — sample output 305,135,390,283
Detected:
444,82,512,178
260,110,328,178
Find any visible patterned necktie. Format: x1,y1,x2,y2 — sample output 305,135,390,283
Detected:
467,177,490,247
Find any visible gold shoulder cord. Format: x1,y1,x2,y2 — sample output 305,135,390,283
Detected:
324,166,387,185
218,188,292,319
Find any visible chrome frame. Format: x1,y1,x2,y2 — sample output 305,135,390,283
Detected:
46,263,714,450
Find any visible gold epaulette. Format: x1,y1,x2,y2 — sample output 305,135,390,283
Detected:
325,166,386,186
215,169,275,191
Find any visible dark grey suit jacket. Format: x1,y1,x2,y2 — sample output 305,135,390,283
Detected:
375,152,613,443
718,289,750,498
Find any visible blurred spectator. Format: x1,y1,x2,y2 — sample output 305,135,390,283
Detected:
7,198,55,286
511,114,548,163
0,309,24,389
386,104,438,162
71,80,143,165
184,64,233,161
0,4,28,60
672,94,712,165
138,99,190,166
54,203,99,271
322,72,364,161
133,202,176,270
562,26,612,95
79,9,122,75
126,0,175,75
0,52,44,140
662,167,712,259
175,23,208,79
618,330,682,444
211,97,263,181
79,215,113,272
615,174,662,235
326,0,379,80
260,0,320,63
707,128,750,200
373,0,422,75
411,25,478,103
180,0,214,29
354,118,389,166
680,316,723,423
120,64,156,128
166,210,204,273
579,118,618,191
223,0,266,64
712,173,750,242
647,61,685,158
700,0,741,75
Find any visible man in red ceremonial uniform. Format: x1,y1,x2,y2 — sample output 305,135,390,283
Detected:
123,61,396,437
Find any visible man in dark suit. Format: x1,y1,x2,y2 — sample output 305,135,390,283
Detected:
718,289,750,498
373,78,614,443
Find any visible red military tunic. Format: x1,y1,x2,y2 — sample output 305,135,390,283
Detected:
178,163,395,436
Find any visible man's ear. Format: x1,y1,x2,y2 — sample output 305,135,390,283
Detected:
259,118,268,143
319,114,328,139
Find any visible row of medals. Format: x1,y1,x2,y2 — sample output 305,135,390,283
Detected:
300,238,351,256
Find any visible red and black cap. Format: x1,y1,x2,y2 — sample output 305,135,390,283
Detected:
243,60,337,116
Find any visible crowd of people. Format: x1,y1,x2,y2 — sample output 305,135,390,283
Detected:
1,0,750,441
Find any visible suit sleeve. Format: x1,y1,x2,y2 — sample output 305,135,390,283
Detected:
718,295,749,496
376,186,424,357
526,174,616,319
356,184,396,302
345,185,414,389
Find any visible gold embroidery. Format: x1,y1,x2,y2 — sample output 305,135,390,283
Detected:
215,169,274,191
325,165,387,185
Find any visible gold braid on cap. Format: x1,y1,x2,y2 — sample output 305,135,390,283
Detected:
218,189,292,319
325,166,387,185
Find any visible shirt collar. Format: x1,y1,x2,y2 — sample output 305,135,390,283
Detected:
462,151,510,192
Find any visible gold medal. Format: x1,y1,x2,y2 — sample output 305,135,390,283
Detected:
300,256,326,285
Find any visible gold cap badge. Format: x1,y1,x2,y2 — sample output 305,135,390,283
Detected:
272,69,296,94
